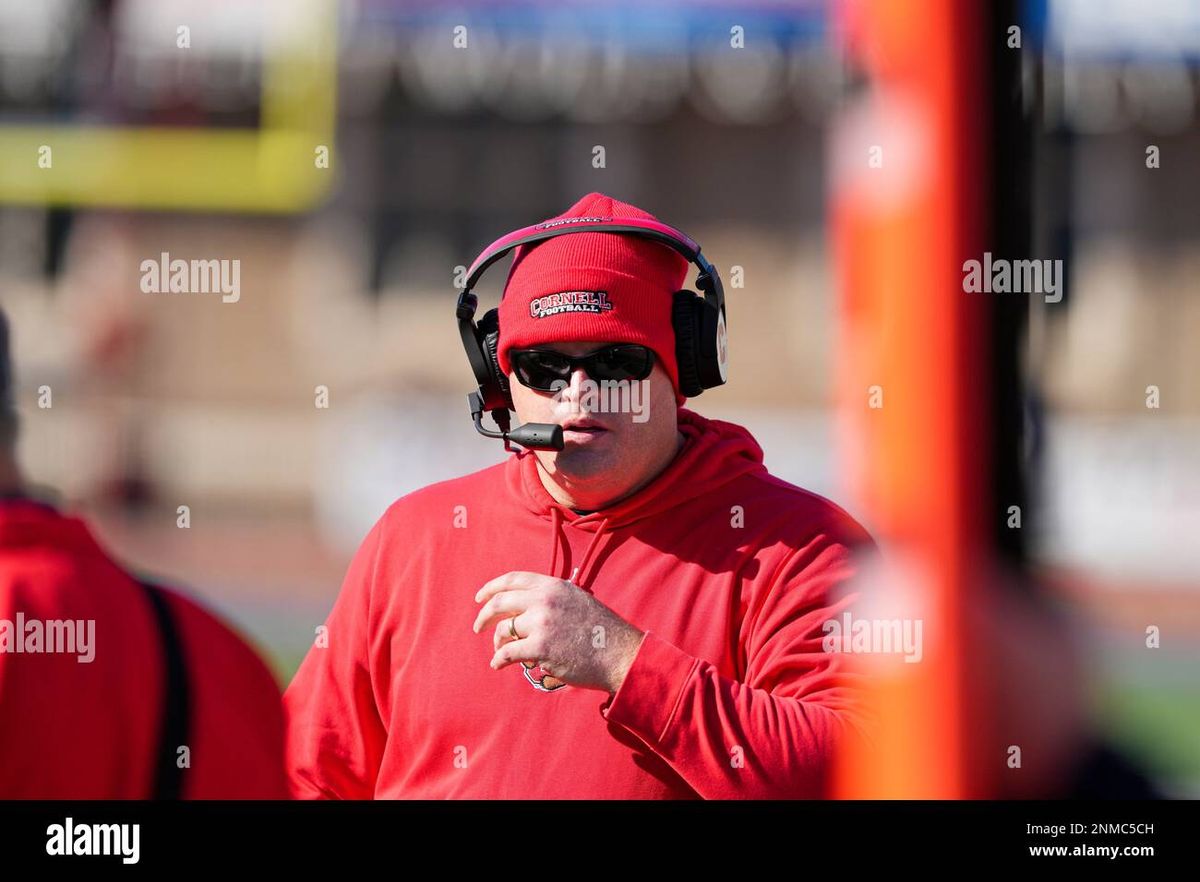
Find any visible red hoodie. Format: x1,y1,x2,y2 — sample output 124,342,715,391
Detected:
284,407,877,799
0,499,288,798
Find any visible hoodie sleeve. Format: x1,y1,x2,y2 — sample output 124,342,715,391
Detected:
599,520,878,799
283,517,388,799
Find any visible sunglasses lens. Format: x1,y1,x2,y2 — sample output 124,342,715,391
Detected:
513,351,570,390
590,345,653,381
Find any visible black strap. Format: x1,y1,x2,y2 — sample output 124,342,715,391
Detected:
137,580,191,799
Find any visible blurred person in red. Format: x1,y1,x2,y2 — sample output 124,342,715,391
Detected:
0,308,288,798
284,192,879,798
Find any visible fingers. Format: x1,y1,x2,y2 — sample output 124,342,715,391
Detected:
492,612,528,653
474,572,564,677
491,637,540,670
474,571,545,604
472,589,530,635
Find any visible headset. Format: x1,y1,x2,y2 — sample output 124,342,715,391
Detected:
456,215,728,450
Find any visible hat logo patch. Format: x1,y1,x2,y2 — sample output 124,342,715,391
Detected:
529,290,614,319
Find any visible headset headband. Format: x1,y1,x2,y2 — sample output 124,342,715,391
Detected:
463,216,725,314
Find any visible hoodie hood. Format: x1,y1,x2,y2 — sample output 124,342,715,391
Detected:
503,407,767,590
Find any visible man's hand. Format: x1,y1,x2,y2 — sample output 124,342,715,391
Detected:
472,571,644,694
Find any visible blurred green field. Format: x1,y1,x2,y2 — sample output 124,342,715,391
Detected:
1097,680,1200,797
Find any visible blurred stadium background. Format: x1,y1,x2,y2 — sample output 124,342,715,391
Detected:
0,0,1196,796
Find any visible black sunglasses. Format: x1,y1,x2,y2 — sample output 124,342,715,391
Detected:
509,344,655,392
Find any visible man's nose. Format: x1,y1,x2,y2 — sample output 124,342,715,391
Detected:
560,366,590,402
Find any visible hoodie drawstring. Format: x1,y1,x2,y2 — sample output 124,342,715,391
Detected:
547,507,562,577
546,509,612,592
573,516,611,590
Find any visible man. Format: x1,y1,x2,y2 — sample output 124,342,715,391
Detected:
283,192,877,799
0,308,288,798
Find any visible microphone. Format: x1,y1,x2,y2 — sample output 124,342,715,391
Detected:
468,392,564,451
505,422,563,450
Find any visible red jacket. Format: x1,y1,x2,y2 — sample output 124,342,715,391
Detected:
0,499,288,798
284,407,877,799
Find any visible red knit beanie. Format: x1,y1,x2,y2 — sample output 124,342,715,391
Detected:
497,192,690,406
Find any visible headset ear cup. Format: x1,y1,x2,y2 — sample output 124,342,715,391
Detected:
696,299,728,389
672,290,704,398
477,308,512,409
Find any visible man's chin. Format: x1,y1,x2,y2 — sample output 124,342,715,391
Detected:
536,446,618,484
